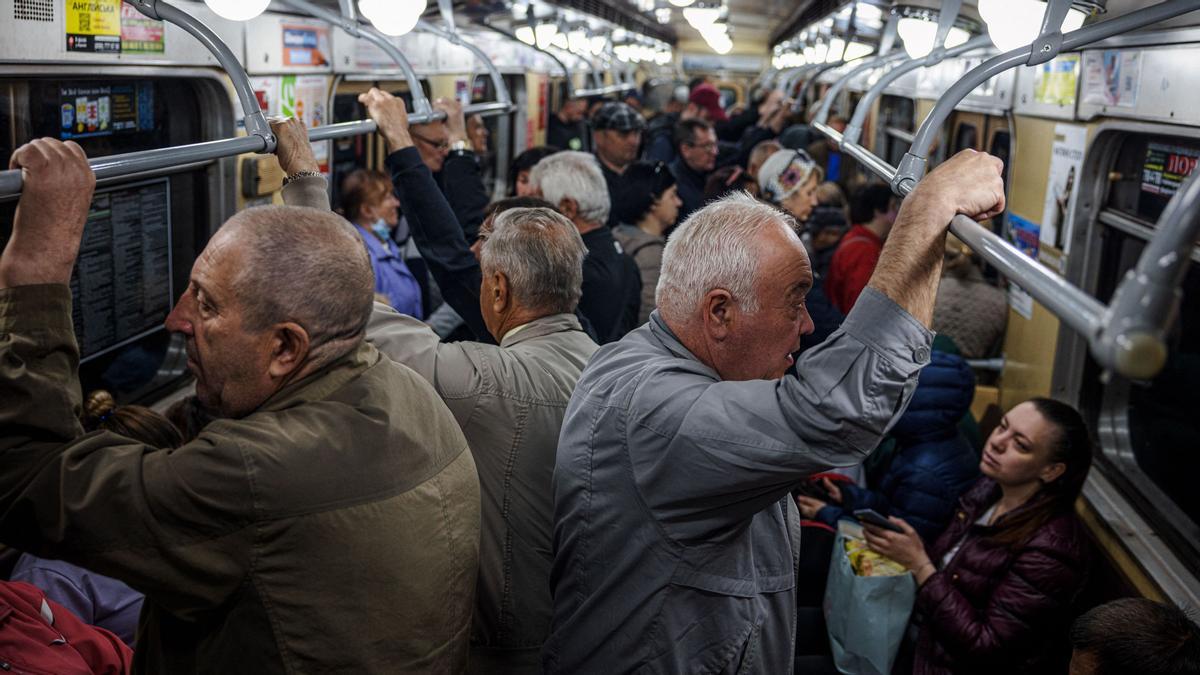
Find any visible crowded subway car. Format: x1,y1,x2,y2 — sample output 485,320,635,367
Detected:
0,0,1199,673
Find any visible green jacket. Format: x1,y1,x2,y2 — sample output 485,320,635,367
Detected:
0,285,480,673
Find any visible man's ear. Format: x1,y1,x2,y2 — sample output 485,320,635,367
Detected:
491,270,511,317
701,289,736,341
558,198,581,221
268,322,311,379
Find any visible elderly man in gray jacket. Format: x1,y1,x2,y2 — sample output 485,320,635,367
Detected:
544,151,1006,673
273,105,598,674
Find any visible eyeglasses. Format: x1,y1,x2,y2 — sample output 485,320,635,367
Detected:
410,131,450,152
686,141,718,152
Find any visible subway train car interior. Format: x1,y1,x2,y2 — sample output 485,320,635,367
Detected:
1,0,1199,673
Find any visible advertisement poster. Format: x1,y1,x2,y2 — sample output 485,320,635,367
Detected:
65,0,121,53
65,1,164,54
1033,54,1079,107
278,76,330,173
1008,213,1041,260
1082,50,1141,107
59,83,154,139
281,24,330,67
1008,285,1034,321
119,3,165,54
1139,141,1200,221
1039,124,1087,267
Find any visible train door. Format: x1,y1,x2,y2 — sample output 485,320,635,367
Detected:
1056,127,1200,605
874,94,915,170
0,72,236,404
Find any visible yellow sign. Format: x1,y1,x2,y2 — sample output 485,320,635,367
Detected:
65,0,120,36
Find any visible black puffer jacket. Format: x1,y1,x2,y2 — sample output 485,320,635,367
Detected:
912,478,1090,675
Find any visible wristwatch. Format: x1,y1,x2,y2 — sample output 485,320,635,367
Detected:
449,140,470,152
283,170,322,186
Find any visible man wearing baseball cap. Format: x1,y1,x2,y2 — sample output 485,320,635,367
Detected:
591,101,646,227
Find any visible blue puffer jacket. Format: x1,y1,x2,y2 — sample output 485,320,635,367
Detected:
816,351,981,544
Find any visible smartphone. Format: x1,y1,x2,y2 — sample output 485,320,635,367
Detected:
853,509,904,533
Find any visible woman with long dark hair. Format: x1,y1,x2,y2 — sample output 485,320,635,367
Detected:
864,397,1093,675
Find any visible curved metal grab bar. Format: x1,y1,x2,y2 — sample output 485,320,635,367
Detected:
417,18,515,113
277,0,435,117
841,34,994,148
792,60,845,114
812,51,909,126
893,0,1200,193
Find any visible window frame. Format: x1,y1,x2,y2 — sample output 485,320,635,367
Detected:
1054,121,1200,607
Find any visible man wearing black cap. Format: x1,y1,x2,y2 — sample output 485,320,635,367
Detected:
591,101,646,227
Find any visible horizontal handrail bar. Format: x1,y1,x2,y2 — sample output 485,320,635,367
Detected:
812,119,1126,376
573,83,638,97
896,0,1200,192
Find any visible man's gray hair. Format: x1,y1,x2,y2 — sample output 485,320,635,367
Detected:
226,205,375,367
481,207,586,315
656,191,798,318
529,151,611,226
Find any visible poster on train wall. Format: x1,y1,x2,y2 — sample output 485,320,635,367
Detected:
1139,141,1200,221
281,23,330,67
1081,50,1141,108
64,1,165,54
251,76,331,174
1033,54,1079,107
1039,124,1088,272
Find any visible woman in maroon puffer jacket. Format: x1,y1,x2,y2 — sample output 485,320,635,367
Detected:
864,398,1093,675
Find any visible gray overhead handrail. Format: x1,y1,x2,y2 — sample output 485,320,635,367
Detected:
0,0,279,199
278,0,438,120
811,50,908,126
893,0,1200,194
416,17,516,117
808,0,1200,380
841,33,993,147
793,60,845,114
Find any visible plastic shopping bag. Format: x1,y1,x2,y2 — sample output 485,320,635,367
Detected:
823,531,917,675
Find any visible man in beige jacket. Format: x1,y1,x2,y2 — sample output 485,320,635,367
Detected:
0,137,479,673
274,93,599,673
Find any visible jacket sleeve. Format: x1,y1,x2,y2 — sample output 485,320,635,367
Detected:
631,288,933,535
0,285,256,619
915,529,1087,664
440,151,490,244
280,175,332,211
364,302,485,426
385,148,491,342
838,483,889,515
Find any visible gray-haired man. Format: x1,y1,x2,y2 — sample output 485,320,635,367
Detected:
0,137,479,672
544,151,1006,674
274,102,600,674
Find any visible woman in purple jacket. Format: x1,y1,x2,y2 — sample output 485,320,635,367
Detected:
864,398,1093,675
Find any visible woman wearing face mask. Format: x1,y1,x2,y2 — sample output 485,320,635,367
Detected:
610,161,681,325
757,148,822,223
864,398,1093,675
339,169,423,318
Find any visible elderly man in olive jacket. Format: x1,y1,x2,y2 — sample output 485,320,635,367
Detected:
276,93,599,674
0,138,479,673
544,151,1007,674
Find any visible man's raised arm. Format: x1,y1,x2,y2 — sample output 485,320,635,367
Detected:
866,149,1005,327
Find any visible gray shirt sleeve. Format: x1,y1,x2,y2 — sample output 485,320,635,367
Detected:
629,288,934,535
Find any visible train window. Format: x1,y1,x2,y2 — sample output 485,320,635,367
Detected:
1080,131,1200,571
878,95,915,169
953,123,978,154
0,76,214,404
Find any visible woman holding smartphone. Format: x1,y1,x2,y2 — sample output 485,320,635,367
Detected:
863,398,1094,675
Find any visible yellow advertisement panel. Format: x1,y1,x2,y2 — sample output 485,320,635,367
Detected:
65,0,121,53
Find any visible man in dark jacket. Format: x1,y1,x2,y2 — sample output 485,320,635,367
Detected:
797,350,980,543
547,96,591,153
531,150,642,343
669,118,718,220
591,102,646,227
